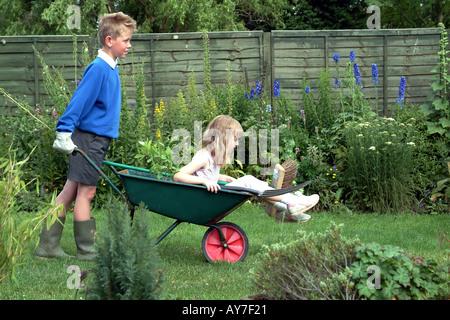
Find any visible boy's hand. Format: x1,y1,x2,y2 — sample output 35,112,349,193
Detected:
53,132,77,154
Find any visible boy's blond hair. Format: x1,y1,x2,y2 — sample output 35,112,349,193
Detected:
98,12,136,46
203,115,243,167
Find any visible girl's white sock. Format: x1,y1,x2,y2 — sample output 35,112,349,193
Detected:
281,193,298,204
273,201,287,212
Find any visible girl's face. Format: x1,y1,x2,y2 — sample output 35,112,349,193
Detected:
226,129,242,154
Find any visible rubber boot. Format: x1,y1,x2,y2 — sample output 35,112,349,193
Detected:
74,217,96,261
36,217,72,259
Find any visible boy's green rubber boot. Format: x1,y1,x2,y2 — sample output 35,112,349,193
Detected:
36,217,72,259
74,217,97,261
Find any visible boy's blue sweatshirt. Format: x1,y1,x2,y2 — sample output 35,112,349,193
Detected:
56,56,121,139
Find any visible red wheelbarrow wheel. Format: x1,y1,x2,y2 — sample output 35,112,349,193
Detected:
202,222,249,263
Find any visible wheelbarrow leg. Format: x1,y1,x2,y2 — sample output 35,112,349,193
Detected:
155,219,183,245
129,205,135,223
210,225,228,248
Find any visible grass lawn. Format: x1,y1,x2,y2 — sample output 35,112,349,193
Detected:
0,201,448,300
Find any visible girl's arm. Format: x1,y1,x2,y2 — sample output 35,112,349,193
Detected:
173,153,221,193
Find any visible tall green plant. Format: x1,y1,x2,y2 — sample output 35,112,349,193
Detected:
343,117,416,213
0,147,59,286
201,31,217,123
422,23,450,139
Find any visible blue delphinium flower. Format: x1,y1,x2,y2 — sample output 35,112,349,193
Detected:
249,88,255,100
353,63,362,88
266,105,272,113
273,78,280,98
333,53,340,63
255,80,263,97
244,93,249,98
305,86,310,94
349,50,356,62
372,64,379,85
397,76,406,109
334,76,341,89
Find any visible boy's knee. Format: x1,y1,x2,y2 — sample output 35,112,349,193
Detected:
78,184,97,201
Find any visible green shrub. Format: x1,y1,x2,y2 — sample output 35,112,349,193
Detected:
391,104,449,213
88,197,163,300
252,223,360,300
342,116,416,213
252,222,448,300
351,242,448,300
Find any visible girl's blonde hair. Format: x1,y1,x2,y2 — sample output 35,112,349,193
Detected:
202,115,243,167
98,12,136,47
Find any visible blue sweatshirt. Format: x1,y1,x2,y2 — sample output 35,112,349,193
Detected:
56,55,121,139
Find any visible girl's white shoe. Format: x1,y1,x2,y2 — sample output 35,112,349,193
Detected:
287,194,320,215
275,211,311,223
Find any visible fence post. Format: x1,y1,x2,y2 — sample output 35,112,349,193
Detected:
33,37,39,108
263,32,271,99
150,37,155,112
382,34,388,115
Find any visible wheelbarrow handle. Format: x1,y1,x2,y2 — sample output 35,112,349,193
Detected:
74,147,128,203
102,160,174,179
221,181,311,197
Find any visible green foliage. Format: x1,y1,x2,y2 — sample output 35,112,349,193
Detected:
422,23,450,139
252,221,448,300
0,89,68,192
252,223,361,300
342,116,416,213
88,197,163,300
0,147,59,286
284,0,368,30
391,105,449,212
351,242,448,300
1,30,448,215
1,0,447,36
134,139,181,178
366,0,450,28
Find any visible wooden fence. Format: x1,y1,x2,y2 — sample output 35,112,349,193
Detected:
0,28,445,115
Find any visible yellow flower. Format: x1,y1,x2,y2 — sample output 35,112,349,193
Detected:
156,130,161,138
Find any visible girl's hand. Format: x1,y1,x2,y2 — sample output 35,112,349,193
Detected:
219,174,236,183
203,179,221,193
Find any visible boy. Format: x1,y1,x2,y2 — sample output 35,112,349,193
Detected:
36,12,136,260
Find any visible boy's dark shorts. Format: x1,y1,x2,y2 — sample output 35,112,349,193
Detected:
67,127,111,186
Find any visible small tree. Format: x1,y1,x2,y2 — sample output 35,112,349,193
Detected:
88,197,163,300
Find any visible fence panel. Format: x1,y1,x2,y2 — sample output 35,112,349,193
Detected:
270,28,442,114
0,29,445,116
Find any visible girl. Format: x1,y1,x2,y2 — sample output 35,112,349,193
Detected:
173,115,319,223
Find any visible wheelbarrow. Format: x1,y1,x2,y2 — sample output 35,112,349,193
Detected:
76,148,308,263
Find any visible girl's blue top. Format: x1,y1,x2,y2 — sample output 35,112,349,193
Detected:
56,56,121,139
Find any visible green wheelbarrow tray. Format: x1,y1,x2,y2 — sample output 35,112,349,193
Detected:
75,148,308,263
117,168,253,226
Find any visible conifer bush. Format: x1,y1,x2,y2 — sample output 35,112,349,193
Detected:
88,197,163,300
